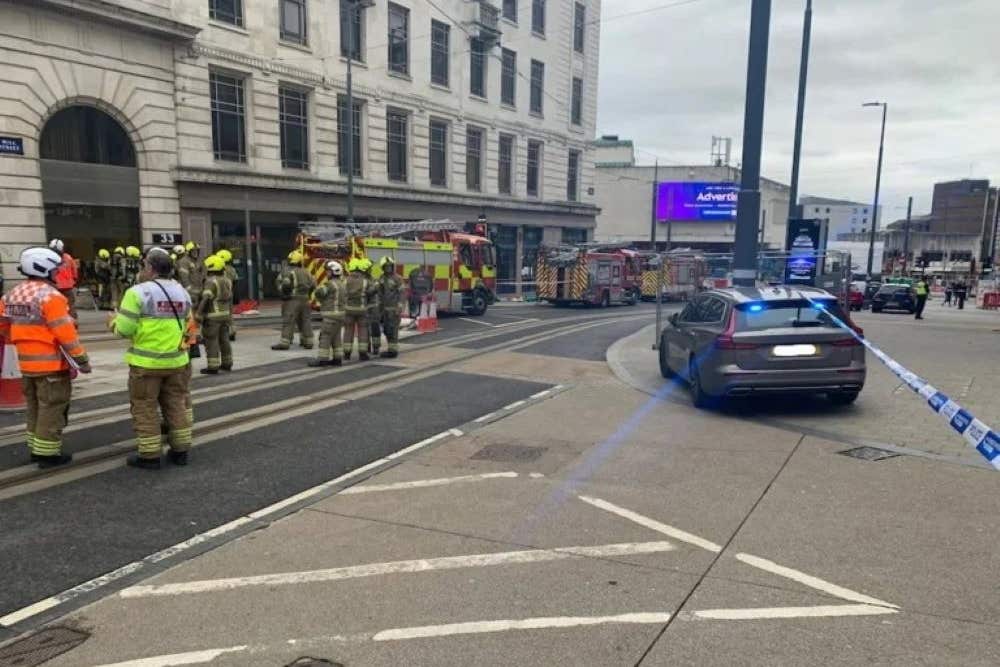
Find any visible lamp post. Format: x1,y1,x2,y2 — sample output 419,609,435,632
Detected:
863,101,887,276
786,0,812,223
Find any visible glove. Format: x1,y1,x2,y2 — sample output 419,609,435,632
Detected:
77,363,93,374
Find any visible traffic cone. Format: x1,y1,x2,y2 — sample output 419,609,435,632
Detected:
417,296,439,333
0,338,26,412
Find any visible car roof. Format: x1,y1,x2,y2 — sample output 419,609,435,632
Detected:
705,285,836,303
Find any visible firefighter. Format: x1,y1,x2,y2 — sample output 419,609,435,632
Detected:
110,246,127,308
197,254,233,374
271,250,315,350
377,255,405,358
94,248,112,309
124,245,142,286
110,250,196,469
309,260,346,367
361,258,382,355
217,249,239,342
0,247,91,468
174,244,195,296
48,239,79,319
343,258,372,361
183,241,206,300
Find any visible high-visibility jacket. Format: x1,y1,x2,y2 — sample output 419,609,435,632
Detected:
915,282,928,297
199,274,233,321
344,272,372,315
53,252,78,290
0,279,88,375
113,279,195,369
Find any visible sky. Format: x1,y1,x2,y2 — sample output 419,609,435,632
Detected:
597,0,1000,222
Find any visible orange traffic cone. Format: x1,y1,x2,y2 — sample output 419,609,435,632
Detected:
0,338,25,412
416,295,439,333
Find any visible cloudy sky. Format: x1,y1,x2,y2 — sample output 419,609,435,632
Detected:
597,0,1000,221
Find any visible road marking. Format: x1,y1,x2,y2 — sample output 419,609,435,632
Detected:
0,597,63,627
734,553,899,608
473,412,497,422
689,604,898,621
578,496,723,553
458,317,500,327
118,541,675,599
530,388,552,399
94,646,247,667
341,472,518,494
503,400,526,410
372,612,673,641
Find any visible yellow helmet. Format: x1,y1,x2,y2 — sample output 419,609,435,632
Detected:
170,253,177,262
204,254,225,272
360,258,373,273
113,246,125,255
287,250,304,265
216,248,233,263
185,241,199,252
347,257,363,272
125,245,141,258
379,255,395,269
97,248,110,260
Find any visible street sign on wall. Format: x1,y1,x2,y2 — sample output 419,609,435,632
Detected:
0,136,24,156
656,182,738,222
152,233,182,245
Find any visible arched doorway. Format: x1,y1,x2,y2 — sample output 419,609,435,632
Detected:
40,105,141,266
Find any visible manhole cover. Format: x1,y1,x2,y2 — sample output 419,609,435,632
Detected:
838,446,901,462
471,443,547,462
285,659,342,667
0,627,89,667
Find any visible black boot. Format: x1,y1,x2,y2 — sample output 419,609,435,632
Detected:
229,331,236,342
271,343,290,350
331,358,343,367
380,350,393,358
36,453,72,469
127,455,161,470
168,450,189,466
307,359,330,367
359,352,370,361
200,368,219,375
221,364,233,372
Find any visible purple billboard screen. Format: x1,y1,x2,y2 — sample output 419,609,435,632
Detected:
656,182,739,222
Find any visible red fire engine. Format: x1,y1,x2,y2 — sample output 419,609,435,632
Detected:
535,244,641,307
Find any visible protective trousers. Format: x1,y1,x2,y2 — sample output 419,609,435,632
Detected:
279,297,313,348
369,315,382,354
59,288,77,319
343,311,368,357
23,373,71,457
129,365,192,459
382,309,402,353
203,318,233,370
111,281,125,309
317,317,344,361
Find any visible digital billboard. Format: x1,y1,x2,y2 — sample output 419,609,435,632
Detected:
656,182,738,222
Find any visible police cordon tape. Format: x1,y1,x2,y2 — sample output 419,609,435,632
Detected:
806,297,1000,470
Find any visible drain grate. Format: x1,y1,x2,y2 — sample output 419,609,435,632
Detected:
284,659,343,667
0,627,89,667
471,443,547,462
838,446,901,462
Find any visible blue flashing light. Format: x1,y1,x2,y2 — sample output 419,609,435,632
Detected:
748,303,764,312
811,301,827,310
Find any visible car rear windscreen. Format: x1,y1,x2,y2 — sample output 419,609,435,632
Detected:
734,300,846,332
877,285,907,294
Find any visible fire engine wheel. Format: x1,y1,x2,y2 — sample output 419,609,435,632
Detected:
466,289,489,316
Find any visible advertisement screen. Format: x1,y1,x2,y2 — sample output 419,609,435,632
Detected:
656,182,738,222
784,219,822,284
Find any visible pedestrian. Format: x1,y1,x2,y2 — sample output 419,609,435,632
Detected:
343,258,373,361
943,282,952,306
197,254,233,374
217,249,239,342
309,260,346,367
955,280,967,310
94,248,112,309
48,239,79,319
109,249,196,469
271,250,315,350
377,256,405,358
914,276,929,320
0,247,91,468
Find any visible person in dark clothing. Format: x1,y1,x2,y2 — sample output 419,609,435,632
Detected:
914,278,929,320
943,283,952,306
955,281,968,310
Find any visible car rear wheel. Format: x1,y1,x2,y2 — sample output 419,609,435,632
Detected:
871,307,882,313
658,337,674,379
689,358,716,409
829,391,860,406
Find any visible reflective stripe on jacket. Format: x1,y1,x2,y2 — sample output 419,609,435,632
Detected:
200,275,233,320
344,273,370,314
53,253,78,290
113,279,194,369
315,278,346,319
0,280,87,375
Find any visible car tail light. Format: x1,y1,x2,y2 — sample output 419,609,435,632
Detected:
715,309,759,350
831,337,862,347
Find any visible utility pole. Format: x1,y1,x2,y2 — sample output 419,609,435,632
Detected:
864,102,888,276
345,1,360,222
732,0,772,287
648,158,659,248
902,196,912,274
989,190,1000,273
786,0,812,223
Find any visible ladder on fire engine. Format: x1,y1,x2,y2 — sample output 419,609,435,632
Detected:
299,219,462,242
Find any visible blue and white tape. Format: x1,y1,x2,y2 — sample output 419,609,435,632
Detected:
809,299,1000,470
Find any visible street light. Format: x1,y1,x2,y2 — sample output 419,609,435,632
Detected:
344,0,375,223
863,101,887,276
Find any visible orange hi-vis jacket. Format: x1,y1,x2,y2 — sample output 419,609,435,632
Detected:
0,279,89,375
53,252,78,290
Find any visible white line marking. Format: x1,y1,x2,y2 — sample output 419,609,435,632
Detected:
691,604,898,621
0,597,62,627
341,472,518,495
458,317,499,327
530,389,552,399
93,646,247,667
735,553,899,608
503,400,526,410
473,412,497,423
118,541,674,599
147,517,254,564
528,472,545,478
579,496,723,553
372,612,673,641
247,458,386,519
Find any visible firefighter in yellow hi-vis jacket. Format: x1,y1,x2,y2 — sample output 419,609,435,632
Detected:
376,255,405,358
308,260,346,367
343,258,373,361
197,254,234,374
272,250,315,350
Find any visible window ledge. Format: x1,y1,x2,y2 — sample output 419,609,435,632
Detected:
429,82,452,93
469,94,489,104
500,102,517,112
209,20,249,36
279,39,312,53
568,124,585,134
531,30,546,39
387,70,412,82
502,17,518,28
340,55,368,69
530,110,544,119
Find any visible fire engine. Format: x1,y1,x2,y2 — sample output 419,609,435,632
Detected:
535,244,641,307
637,252,708,301
295,220,497,316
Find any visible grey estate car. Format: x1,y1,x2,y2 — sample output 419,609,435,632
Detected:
658,286,866,408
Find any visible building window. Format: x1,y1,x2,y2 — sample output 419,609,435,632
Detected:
430,19,450,87
210,71,246,162
498,134,514,195
279,87,309,169
573,2,585,52
567,149,580,202
386,108,408,182
209,0,243,26
429,119,448,187
864,208,869,213
280,0,307,44
501,49,516,106
532,0,545,35
470,38,486,98
862,217,868,223
466,126,483,191
337,95,362,177
571,77,583,125
502,0,517,22
340,0,364,61
526,140,542,198
388,3,409,75
530,60,544,114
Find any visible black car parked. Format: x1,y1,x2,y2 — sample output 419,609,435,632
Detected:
870,284,917,313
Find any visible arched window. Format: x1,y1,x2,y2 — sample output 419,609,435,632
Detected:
40,106,136,166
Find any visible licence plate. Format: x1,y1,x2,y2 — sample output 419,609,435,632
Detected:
772,344,818,357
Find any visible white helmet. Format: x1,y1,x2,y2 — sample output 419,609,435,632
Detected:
173,244,186,256
20,247,63,279
48,238,65,254
325,260,344,277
